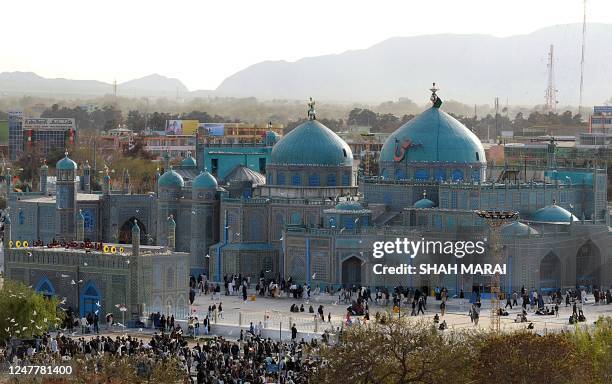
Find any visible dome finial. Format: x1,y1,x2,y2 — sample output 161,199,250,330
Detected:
430,82,442,108
307,97,316,120
423,189,427,199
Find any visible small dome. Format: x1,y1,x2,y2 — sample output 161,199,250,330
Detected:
414,198,436,209
181,152,197,167
40,162,49,170
531,203,579,224
132,220,141,233
224,165,265,186
56,153,78,170
335,201,363,211
192,169,218,190
501,221,539,236
158,167,185,188
271,120,352,167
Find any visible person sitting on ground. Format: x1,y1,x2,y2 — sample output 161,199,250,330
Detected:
438,320,447,330
527,322,534,330
433,314,440,324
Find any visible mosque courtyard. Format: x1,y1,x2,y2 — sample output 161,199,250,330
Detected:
186,289,612,337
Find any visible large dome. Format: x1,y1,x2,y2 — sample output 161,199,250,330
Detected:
271,120,353,167
380,107,486,164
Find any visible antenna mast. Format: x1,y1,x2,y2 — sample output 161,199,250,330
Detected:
545,44,558,113
578,0,587,116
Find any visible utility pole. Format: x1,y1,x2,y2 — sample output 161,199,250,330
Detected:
578,0,587,117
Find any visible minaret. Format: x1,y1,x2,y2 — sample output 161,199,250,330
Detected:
76,209,85,241
55,152,78,242
5,168,12,194
3,213,11,250
103,166,111,195
123,169,130,194
163,151,170,171
547,138,557,169
155,168,161,196
40,161,48,195
167,215,176,251
132,219,140,256
83,160,91,193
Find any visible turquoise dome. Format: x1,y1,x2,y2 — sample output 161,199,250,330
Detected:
413,198,435,209
192,169,218,189
158,167,184,188
531,204,578,224
335,201,363,211
56,153,78,170
501,221,539,236
380,107,485,164
271,120,352,166
181,152,197,167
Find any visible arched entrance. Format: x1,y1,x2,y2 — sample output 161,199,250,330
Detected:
539,252,561,292
341,256,362,287
118,217,146,244
35,278,55,299
576,241,601,289
80,281,101,318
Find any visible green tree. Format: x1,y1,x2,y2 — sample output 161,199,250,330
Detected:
0,280,64,342
314,318,476,384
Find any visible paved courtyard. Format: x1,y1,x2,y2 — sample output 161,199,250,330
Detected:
187,289,612,336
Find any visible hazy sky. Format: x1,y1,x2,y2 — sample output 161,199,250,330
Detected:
2,0,610,91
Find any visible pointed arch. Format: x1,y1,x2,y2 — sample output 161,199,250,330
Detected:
35,277,56,297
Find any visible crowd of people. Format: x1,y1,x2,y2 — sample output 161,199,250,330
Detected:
2,329,317,383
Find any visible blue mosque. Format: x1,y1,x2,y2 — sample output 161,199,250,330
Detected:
6,86,612,299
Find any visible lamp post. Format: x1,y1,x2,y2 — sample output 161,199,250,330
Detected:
475,210,518,332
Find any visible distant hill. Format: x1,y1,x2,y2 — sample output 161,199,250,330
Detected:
0,72,189,99
119,73,188,98
215,23,612,105
1,24,610,105
0,71,111,98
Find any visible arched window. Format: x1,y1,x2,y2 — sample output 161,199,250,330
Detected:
395,168,406,180
166,268,175,289
451,169,464,181
277,172,285,185
327,173,336,186
435,169,446,181
472,169,481,182
415,169,428,181
290,212,301,225
308,174,320,186
342,172,350,186
291,174,301,186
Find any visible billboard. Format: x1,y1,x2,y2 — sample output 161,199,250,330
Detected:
166,120,182,135
200,123,225,136
182,120,199,135
22,118,76,131
165,120,199,135
593,106,612,114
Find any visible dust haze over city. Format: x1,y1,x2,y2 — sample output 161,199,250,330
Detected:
0,1,612,383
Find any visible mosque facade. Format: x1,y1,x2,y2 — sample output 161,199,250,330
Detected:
5,87,612,305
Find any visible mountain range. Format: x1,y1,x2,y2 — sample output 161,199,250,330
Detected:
1,23,610,105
